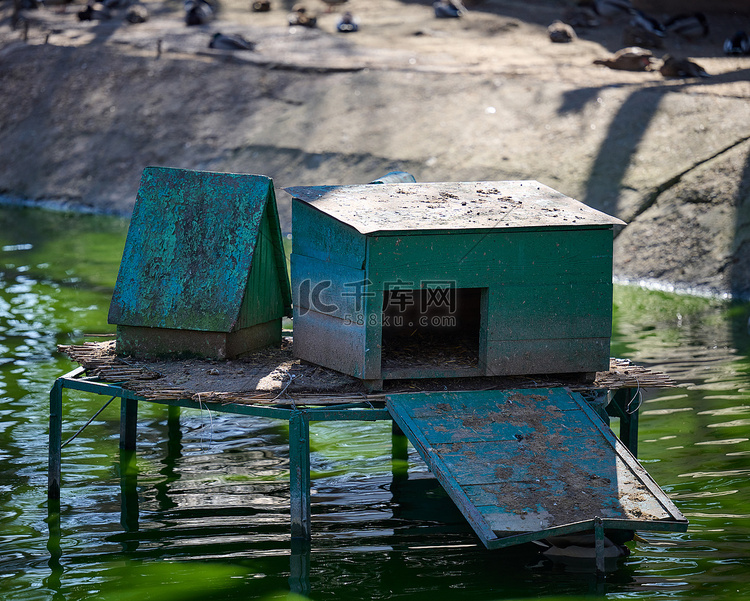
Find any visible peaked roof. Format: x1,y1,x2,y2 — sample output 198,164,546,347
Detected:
285,180,625,235
109,167,291,332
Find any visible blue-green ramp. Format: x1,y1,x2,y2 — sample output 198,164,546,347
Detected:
386,388,688,550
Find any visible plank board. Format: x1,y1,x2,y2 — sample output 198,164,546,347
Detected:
387,388,688,549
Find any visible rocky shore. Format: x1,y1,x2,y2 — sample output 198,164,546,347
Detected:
1,0,749,298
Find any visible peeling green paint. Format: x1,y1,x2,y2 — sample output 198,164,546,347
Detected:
109,166,291,344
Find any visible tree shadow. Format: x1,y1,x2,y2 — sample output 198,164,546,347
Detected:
565,67,750,299
729,146,750,300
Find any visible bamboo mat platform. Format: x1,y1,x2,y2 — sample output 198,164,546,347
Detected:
57,339,675,408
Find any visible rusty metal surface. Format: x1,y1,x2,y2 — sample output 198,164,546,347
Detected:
108,167,291,333
284,180,625,235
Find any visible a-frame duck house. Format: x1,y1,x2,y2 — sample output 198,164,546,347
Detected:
108,167,292,359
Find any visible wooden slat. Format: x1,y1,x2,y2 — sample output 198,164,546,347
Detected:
487,284,613,340
291,200,366,269
292,307,372,380
485,338,611,375
367,229,614,287
291,253,368,319
238,202,291,328
397,388,582,417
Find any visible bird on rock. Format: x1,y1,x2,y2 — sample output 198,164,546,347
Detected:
665,12,709,41
288,4,317,27
724,31,750,55
594,46,654,71
548,20,576,43
336,11,358,33
629,9,665,37
592,0,632,19
125,2,148,23
77,2,111,21
184,0,215,25
659,54,709,78
562,7,599,29
623,21,664,49
209,32,256,50
433,0,463,19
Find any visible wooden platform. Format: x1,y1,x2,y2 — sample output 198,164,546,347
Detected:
50,343,685,564
57,340,675,407
387,388,688,550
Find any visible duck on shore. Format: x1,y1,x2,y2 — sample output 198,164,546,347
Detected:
659,54,709,78
628,9,665,38
622,21,664,49
433,0,463,19
77,2,111,21
185,0,215,26
594,47,654,71
548,20,576,43
336,11,358,33
562,6,599,29
288,4,317,27
664,12,709,41
208,32,255,50
724,31,750,55
591,0,632,19
125,2,148,23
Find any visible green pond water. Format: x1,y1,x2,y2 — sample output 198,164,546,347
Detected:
1,205,749,601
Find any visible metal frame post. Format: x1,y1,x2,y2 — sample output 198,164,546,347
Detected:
594,517,606,573
48,370,392,544
289,410,311,540
48,379,63,501
391,421,408,482
289,539,311,596
120,397,138,451
608,388,640,456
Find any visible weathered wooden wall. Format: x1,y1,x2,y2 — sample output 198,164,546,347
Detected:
292,203,616,380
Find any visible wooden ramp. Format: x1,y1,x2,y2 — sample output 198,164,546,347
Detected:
386,388,688,550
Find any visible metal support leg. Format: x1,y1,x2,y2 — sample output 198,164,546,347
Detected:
608,388,640,457
118,397,140,544
120,397,138,451
289,411,311,540
391,421,408,483
289,539,311,597
594,517,605,573
48,379,63,501
119,448,140,544
620,390,640,457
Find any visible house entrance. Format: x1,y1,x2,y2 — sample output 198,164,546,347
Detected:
380,287,484,377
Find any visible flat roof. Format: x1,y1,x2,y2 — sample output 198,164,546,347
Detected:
285,180,625,235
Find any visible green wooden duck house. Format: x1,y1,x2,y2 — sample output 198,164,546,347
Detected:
108,167,292,359
286,180,625,387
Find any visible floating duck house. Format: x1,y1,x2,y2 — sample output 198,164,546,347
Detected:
108,167,292,359
286,181,625,387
